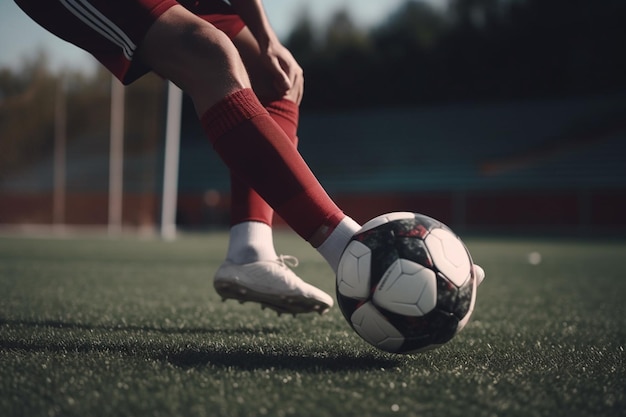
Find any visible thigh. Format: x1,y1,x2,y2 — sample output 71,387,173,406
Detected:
138,4,250,114
178,0,245,39
13,0,177,84
179,0,295,103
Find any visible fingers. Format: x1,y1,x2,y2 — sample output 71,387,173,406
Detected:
272,57,291,92
263,44,304,104
286,68,304,104
275,60,303,104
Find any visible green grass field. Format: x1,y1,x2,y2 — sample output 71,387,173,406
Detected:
0,232,624,417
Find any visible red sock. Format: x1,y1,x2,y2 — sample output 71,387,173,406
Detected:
229,99,300,226
264,99,300,145
201,89,343,242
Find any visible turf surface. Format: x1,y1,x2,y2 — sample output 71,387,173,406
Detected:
0,232,624,417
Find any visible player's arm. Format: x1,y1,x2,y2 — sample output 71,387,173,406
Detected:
229,0,303,103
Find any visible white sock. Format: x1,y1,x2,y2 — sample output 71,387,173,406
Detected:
226,221,278,264
316,216,361,273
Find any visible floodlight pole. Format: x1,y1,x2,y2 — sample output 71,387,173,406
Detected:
160,81,183,241
108,76,125,236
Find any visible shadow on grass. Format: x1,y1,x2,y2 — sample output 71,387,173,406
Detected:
0,317,273,335
165,346,400,371
0,318,401,372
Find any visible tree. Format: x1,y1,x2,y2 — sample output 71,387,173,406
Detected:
285,0,626,109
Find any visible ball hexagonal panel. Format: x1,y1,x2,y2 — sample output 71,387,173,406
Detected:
351,302,405,353
373,259,437,316
337,240,372,299
424,228,471,287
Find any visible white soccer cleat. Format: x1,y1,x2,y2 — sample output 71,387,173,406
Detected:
473,264,486,287
213,255,334,316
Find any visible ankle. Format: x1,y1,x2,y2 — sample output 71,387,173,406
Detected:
226,221,278,264
315,216,361,273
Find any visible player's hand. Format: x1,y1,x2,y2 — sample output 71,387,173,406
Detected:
261,41,304,104
473,264,485,286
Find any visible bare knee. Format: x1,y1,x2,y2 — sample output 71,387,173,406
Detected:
139,5,251,113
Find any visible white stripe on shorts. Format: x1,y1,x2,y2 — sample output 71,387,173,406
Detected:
59,0,137,60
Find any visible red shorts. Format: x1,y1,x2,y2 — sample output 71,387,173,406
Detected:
14,0,246,84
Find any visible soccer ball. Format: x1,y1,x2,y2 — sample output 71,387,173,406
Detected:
336,212,478,354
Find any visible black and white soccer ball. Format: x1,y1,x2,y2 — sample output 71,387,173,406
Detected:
336,212,478,354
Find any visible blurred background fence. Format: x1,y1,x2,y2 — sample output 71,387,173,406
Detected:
1,0,625,236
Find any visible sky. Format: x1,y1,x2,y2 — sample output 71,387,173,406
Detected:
0,0,448,73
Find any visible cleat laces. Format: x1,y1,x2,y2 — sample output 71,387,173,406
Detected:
276,254,299,269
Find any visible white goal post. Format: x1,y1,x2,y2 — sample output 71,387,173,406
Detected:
108,76,125,236
160,81,183,240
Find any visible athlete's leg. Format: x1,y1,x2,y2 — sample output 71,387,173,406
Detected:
206,26,334,314
138,6,360,272
226,26,300,263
